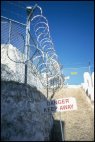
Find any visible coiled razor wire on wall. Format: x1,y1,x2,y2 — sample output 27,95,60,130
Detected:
1,4,64,91
30,5,64,89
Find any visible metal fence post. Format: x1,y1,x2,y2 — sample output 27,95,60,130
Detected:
47,73,48,98
24,8,31,85
8,20,12,45
24,5,38,85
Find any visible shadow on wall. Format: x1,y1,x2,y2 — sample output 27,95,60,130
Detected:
50,120,65,141
1,80,54,141
1,59,65,141
1,81,65,141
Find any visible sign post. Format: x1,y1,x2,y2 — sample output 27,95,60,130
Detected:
59,112,64,141
37,97,77,141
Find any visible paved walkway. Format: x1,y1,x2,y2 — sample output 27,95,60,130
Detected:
52,87,94,141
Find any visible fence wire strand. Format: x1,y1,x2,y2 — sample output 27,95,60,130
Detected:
1,4,64,94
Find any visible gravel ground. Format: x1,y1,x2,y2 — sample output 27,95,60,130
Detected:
52,87,94,141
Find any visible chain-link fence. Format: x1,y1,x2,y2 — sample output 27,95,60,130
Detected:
1,4,65,97
1,15,64,95
1,16,43,90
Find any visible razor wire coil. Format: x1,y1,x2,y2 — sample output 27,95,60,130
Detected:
1,4,64,91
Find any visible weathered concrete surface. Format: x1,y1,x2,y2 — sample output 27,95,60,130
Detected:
1,44,43,90
52,87,94,141
1,81,53,141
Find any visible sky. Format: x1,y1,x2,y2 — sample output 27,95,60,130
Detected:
1,1,94,84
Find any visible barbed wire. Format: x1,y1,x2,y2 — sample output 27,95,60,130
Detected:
1,1,27,24
2,2,93,94
1,8,26,20
1,3,64,93
7,1,27,10
63,66,94,69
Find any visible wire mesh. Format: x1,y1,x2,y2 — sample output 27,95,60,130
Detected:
1,4,65,93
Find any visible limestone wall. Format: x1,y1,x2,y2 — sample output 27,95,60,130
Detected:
1,81,53,141
1,44,53,141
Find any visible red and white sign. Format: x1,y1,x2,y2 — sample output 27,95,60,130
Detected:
38,97,77,113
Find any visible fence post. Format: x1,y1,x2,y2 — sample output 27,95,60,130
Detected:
8,20,12,44
47,73,49,98
24,5,38,85
24,7,32,85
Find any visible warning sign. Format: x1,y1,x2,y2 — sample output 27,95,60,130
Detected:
38,97,77,113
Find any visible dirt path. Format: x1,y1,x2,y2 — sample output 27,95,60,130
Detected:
52,87,94,141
